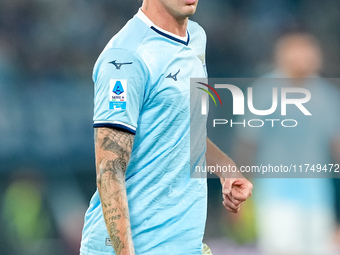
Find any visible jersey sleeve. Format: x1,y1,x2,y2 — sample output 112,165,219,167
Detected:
92,48,149,134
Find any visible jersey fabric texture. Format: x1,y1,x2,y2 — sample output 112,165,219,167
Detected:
80,9,208,255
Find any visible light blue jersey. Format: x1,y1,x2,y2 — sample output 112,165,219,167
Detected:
80,9,208,255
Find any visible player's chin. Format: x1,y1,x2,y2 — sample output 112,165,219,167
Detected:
182,5,197,16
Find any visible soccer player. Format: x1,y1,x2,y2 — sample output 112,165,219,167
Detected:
234,33,340,255
80,0,253,254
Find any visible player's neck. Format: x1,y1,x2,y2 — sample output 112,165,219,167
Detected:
141,3,188,37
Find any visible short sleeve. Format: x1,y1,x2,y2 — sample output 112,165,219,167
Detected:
92,48,149,134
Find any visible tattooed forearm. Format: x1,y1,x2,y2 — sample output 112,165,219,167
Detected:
99,128,133,159
108,221,124,254
95,127,135,255
102,158,127,184
104,208,117,217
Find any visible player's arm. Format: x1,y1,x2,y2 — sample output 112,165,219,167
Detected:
95,127,135,255
332,134,340,165
206,138,253,213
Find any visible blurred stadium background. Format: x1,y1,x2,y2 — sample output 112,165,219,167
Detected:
1,0,340,254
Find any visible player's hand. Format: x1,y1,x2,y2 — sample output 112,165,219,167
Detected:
221,177,253,213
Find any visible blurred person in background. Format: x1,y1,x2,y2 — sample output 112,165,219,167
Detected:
234,32,340,255
79,0,253,255
1,171,53,255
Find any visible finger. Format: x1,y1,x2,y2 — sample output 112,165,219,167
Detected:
226,191,243,206
231,182,253,201
222,201,239,213
222,196,239,211
231,189,246,202
232,187,252,201
222,185,232,195
223,201,236,213
225,192,244,209
225,193,245,208
222,179,233,195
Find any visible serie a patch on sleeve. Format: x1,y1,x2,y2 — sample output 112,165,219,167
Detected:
109,79,127,110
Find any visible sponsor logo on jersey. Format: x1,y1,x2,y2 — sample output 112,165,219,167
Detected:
109,60,133,70
109,79,127,110
166,69,180,81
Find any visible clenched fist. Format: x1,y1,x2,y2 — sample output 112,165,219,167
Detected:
221,178,253,213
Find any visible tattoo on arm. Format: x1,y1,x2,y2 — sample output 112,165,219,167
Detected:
95,127,135,255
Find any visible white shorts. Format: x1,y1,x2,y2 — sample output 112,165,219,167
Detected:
255,201,336,255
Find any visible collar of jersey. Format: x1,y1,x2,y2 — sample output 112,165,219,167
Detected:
135,9,190,46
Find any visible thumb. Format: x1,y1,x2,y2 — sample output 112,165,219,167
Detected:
222,178,233,194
